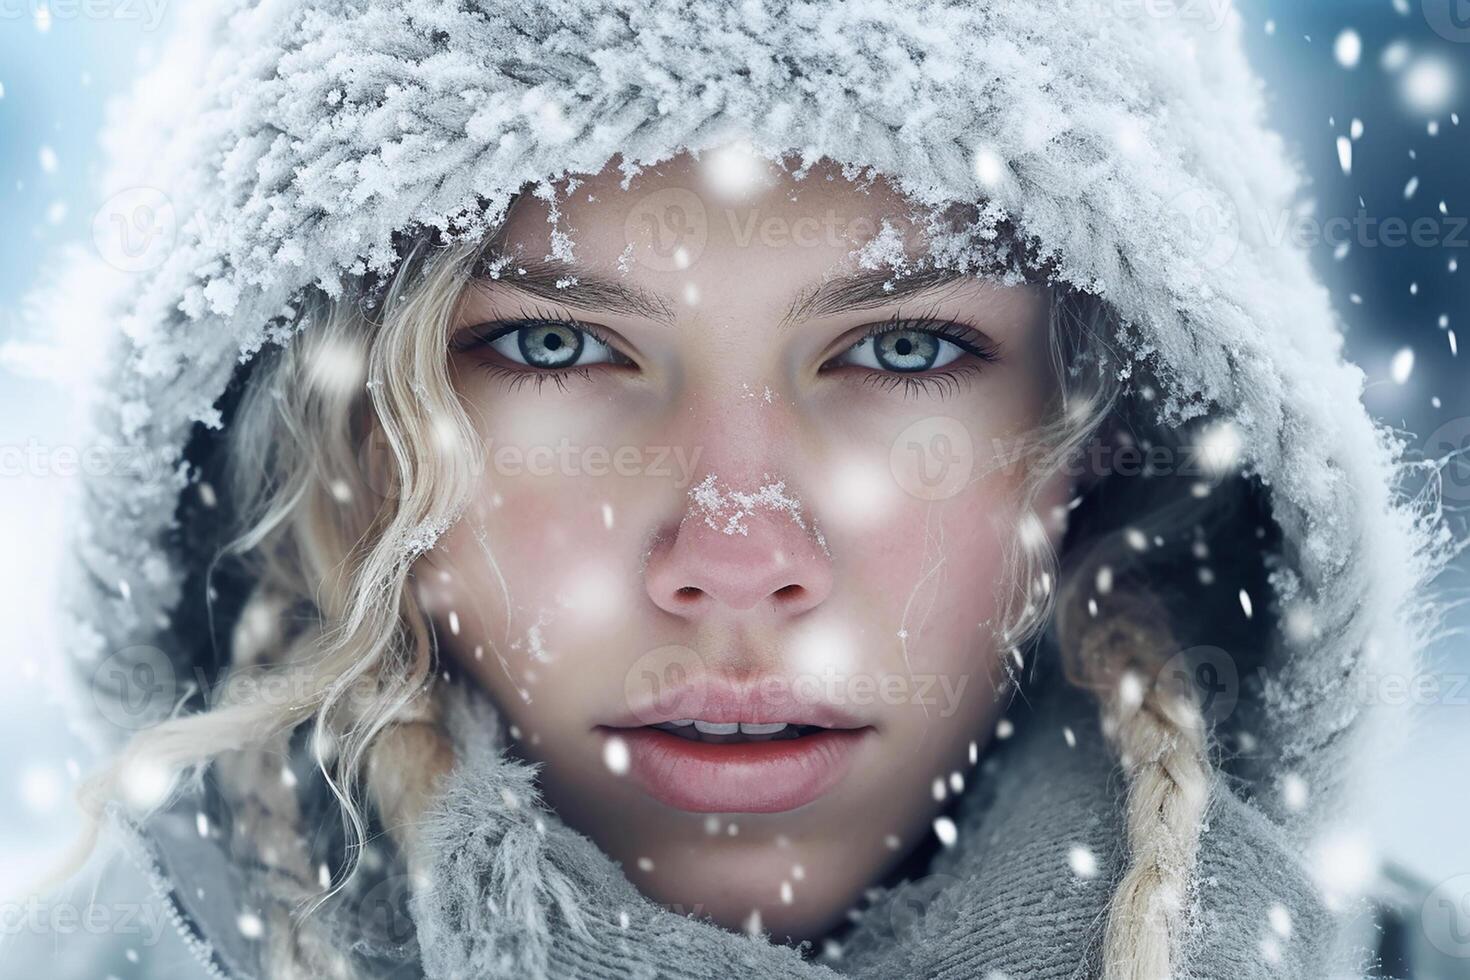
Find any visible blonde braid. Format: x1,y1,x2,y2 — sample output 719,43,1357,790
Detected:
216,586,456,978
213,587,353,979
1059,589,1211,980
362,685,457,881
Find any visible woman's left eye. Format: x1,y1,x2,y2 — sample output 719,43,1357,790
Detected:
477,321,620,369
835,328,967,373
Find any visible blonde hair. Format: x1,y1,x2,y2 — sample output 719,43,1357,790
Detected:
80,233,1212,979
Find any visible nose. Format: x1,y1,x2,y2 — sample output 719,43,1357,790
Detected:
645,476,833,619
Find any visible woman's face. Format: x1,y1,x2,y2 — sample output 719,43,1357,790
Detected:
419,150,1069,940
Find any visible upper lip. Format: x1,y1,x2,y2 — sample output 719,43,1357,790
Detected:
606,674,870,730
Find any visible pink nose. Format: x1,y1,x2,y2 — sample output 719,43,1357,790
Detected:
644,483,833,618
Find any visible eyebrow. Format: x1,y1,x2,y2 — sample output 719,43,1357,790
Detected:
779,266,969,327
471,257,678,325
470,255,969,328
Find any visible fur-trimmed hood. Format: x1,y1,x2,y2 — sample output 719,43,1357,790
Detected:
41,0,1455,977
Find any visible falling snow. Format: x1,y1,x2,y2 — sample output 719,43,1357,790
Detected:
1068,846,1099,879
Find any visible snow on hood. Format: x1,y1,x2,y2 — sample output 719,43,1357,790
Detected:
50,0,1452,844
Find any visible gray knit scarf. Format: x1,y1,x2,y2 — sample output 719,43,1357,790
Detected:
405,677,1331,980
127,671,1332,980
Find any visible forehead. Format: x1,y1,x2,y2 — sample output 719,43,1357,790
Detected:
494,151,930,286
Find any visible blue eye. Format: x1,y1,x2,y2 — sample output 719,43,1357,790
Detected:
837,328,966,373
478,321,620,369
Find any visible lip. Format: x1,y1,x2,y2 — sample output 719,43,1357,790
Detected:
611,674,870,730
602,725,869,813
604,672,873,812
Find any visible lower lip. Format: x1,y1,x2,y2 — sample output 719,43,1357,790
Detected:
603,726,869,813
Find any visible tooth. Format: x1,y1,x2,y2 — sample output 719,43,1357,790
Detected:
668,719,695,727
738,722,788,735
692,720,739,735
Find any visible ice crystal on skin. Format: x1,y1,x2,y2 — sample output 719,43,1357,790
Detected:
686,474,811,537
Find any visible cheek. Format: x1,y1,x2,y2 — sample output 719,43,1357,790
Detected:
427,475,648,663
839,491,1011,669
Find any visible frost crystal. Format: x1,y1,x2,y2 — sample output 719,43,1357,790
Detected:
687,474,810,537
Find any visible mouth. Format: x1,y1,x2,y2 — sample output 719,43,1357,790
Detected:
599,719,871,813
647,719,832,742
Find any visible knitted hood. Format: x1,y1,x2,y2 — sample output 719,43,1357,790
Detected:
46,0,1453,977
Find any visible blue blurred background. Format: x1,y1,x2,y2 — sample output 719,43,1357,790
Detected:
0,1,1466,975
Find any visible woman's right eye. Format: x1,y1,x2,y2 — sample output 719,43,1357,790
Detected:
461,320,623,371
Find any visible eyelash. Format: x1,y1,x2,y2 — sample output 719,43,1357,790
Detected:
452,308,1001,397
834,311,1002,398
452,305,623,391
